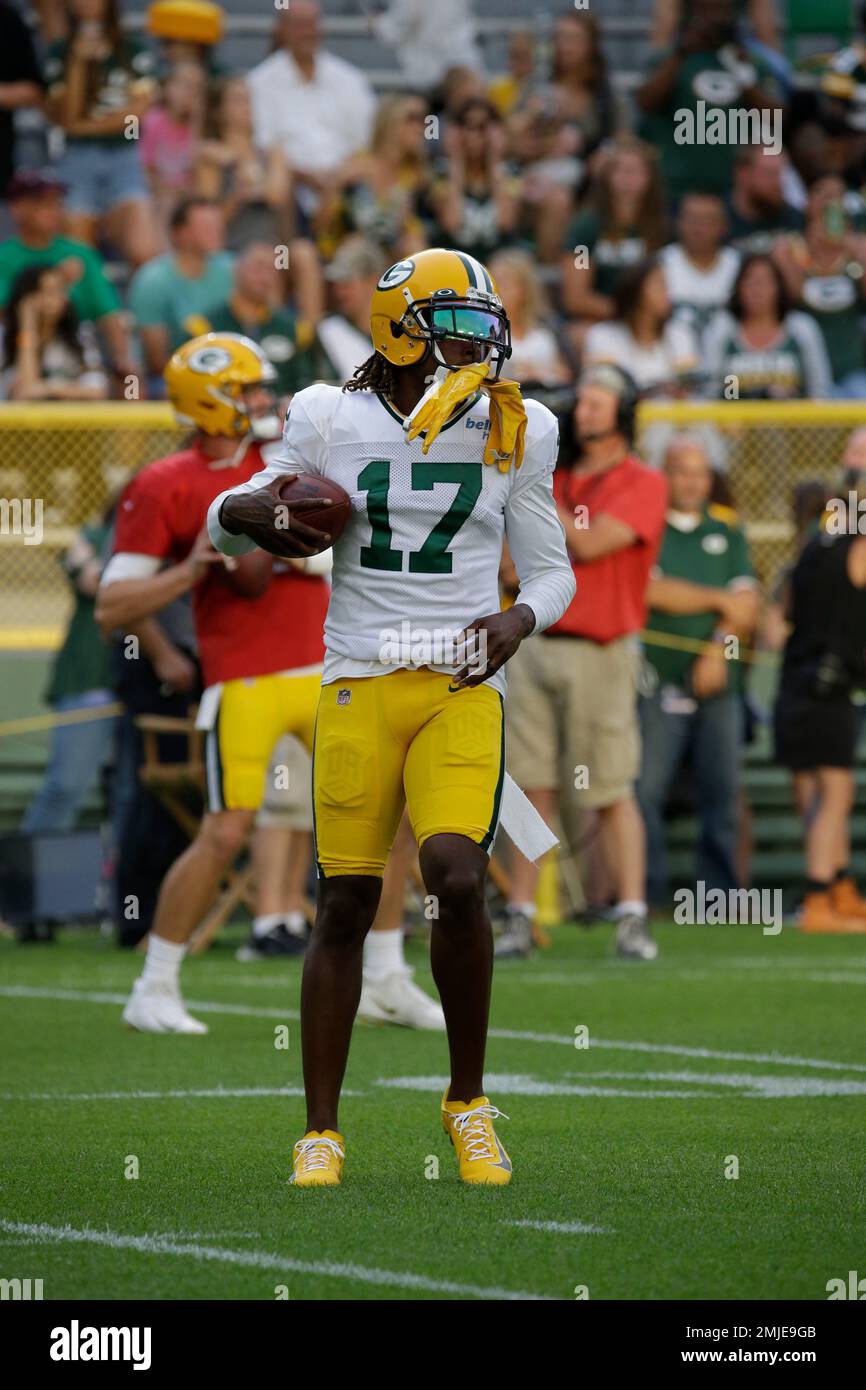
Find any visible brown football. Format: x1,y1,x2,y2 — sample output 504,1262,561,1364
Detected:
218,549,273,598
276,473,351,551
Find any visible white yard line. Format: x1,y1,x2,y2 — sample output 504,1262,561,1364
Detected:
0,1220,554,1302
376,1074,717,1098
3,984,864,1074
0,1087,369,1102
502,1219,613,1235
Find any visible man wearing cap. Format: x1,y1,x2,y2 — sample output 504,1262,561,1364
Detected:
0,169,134,383
499,365,668,961
315,236,382,382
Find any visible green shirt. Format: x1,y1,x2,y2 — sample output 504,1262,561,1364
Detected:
0,236,120,321
45,36,156,146
128,252,234,352
46,523,111,704
797,263,866,383
639,46,781,204
646,504,755,692
203,302,319,396
565,209,650,299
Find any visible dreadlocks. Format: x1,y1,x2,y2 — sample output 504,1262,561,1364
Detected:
343,352,399,396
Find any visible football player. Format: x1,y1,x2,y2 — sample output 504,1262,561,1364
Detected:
209,250,576,1185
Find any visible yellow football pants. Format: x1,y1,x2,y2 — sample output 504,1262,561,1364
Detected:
313,668,505,878
206,671,321,812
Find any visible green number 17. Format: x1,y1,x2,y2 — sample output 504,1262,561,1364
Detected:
357,459,482,575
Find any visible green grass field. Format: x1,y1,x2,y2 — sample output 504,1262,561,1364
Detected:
1,922,865,1301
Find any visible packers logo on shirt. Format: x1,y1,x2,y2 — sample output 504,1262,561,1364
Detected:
702,533,729,555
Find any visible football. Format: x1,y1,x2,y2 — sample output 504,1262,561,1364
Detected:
218,549,273,599
276,473,351,552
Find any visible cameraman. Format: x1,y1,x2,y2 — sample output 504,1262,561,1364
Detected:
774,430,866,933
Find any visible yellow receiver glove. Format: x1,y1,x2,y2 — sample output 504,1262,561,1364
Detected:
404,362,489,452
484,377,527,472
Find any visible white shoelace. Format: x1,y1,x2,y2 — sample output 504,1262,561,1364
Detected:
294,1136,344,1172
448,1103,509,1162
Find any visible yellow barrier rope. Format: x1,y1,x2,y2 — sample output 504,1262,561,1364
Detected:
0,702,124,738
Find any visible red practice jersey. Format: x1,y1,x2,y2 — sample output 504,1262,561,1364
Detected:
112,441,328,686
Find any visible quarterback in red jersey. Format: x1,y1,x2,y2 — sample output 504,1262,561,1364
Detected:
97,333,333,1032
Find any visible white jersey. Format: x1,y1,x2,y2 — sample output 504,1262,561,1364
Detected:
208,383,575,695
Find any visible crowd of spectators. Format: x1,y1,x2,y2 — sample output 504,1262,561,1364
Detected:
6,0,866,945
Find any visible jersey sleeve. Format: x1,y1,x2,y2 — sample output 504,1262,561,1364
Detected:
504,400,576,633
207,384,338,556
725,525,757,587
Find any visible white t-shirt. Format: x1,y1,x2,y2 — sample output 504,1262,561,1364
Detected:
208,384,575,696
374,0,483,88
247,48,376,175
582,318,699,392
659,243,741,336
507,326,567,386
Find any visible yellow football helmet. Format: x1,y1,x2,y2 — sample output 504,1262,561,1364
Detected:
164,332,278,438
370,248,511,378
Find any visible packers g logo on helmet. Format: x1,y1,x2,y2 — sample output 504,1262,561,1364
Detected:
370,247,512,377
164,332,277,438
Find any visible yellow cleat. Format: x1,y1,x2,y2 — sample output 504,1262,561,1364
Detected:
441,1093,512,1185
289,1130,345,1187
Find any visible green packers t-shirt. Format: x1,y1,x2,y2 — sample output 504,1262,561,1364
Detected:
639,46,781,205
646,503,756,691
0,236,120,321
565,209,651,299
202,302,319,396
44,36,157,146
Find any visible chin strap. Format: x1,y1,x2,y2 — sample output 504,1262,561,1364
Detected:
403,363,528,472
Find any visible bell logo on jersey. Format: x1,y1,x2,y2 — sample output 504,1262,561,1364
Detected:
467,416,491,435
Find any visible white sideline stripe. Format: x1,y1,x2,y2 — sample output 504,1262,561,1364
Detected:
377,1074,717,1099
581,1069,866,1098
0,1220,554,1302
0,1087,361,1102
3,985,865,1075
502,1219,612,1236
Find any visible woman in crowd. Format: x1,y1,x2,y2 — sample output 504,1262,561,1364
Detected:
45,0,158,266
489,249,571,385
773,174,866,398
582,256,698,396
140,60,207,246
315,92,431,261
1,263,109,400
194,75,293,251
561,135,668,348
422,96,521,265
704,253,832,399
510,12,619,262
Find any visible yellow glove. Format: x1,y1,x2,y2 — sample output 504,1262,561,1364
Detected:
404,363,490,452
484,377,527,472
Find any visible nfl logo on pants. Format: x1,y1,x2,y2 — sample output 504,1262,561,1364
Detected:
337,689,351,706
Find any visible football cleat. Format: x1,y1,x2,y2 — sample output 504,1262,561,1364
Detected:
441,1093,512,1185
357,966,446,1030
289,1130,345,1187
236,921,308,962
122,978,209,1034
615,912,659,961
494,909,534,960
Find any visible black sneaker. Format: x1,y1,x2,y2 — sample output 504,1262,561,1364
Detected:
615,913,658,961
236,922,308,961
494,909,534,959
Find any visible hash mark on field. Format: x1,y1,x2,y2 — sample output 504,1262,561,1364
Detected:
502,1219,613,1235
0,1220,555,1302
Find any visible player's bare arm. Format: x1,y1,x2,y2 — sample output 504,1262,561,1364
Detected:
95,527,222,634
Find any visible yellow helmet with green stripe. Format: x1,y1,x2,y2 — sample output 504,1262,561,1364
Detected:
370,247,512,378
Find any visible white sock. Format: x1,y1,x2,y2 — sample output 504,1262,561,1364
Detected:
615,900,647,920
141,934,185,988
253,913,286,940
508,901,536,918
363,928,404,981
284,910,307,939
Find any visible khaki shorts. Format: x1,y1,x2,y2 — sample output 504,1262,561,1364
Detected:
505,633,641,810
256,734,314,831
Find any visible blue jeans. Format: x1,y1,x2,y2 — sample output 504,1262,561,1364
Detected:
21,691,117,834
636,688,743,906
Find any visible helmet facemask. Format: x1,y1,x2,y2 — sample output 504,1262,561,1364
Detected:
399,287,512,380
